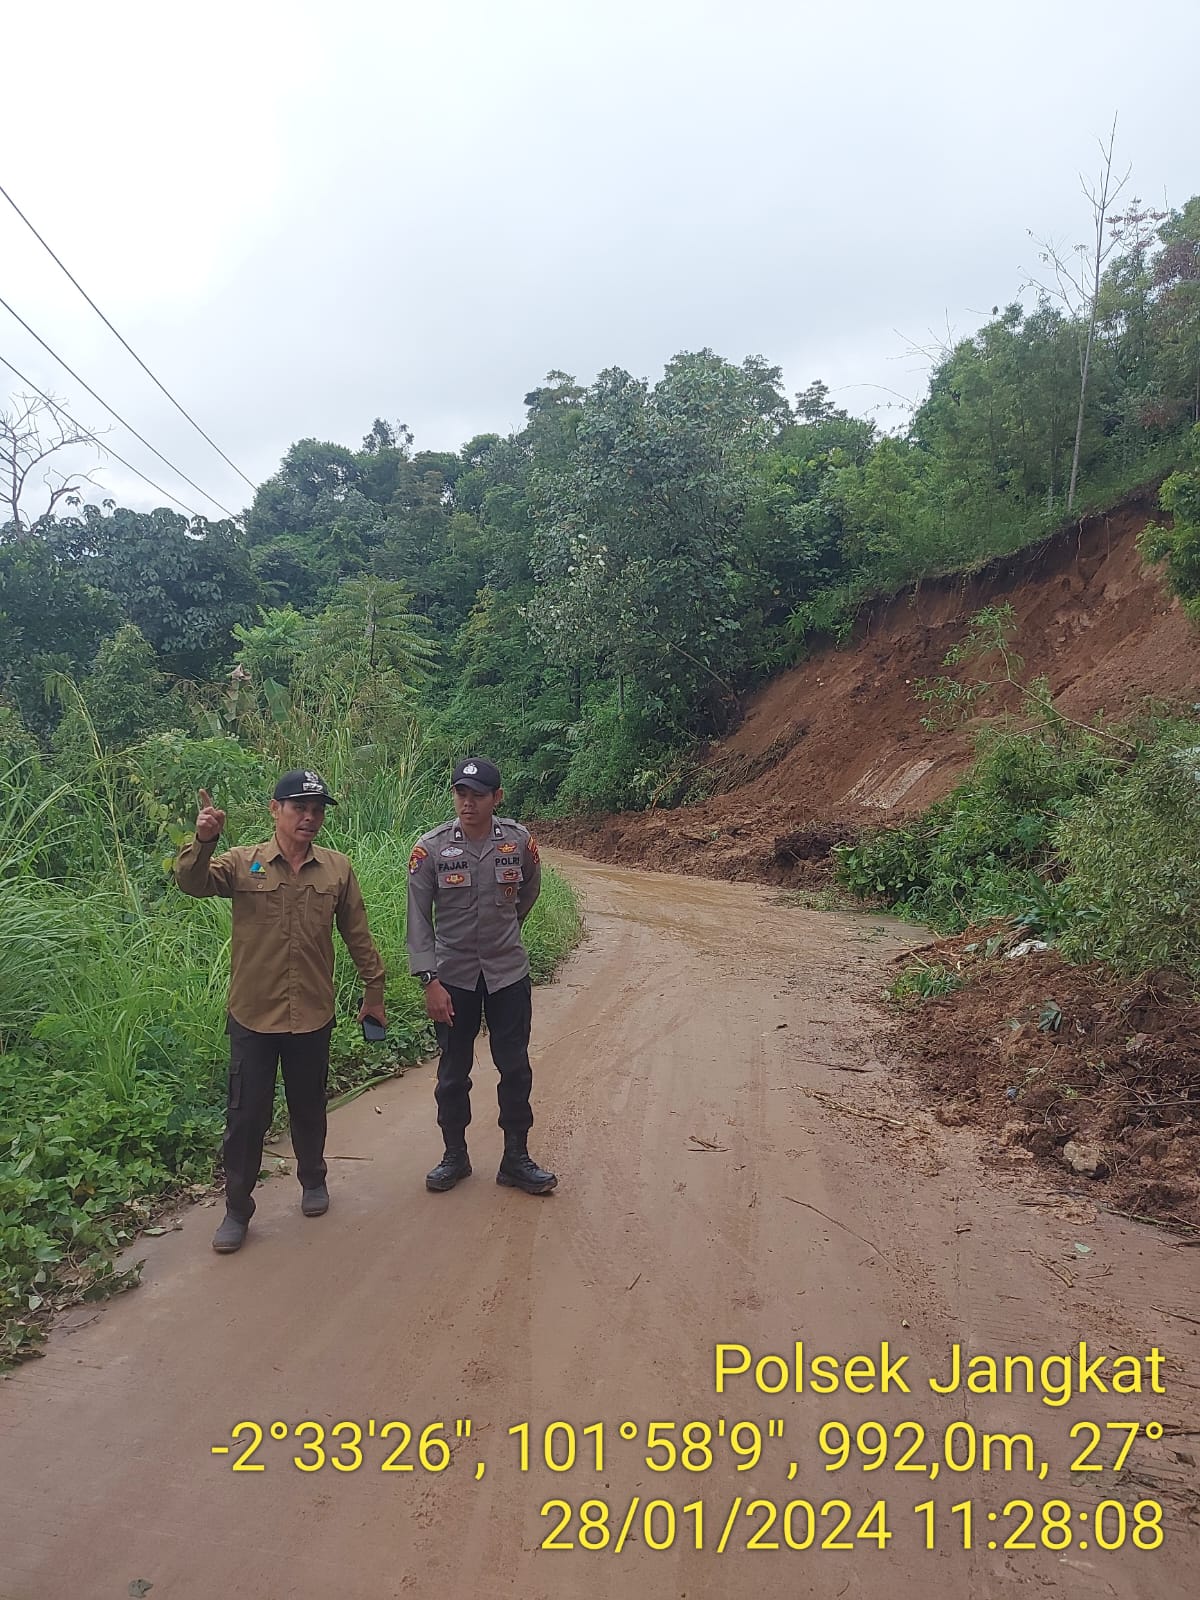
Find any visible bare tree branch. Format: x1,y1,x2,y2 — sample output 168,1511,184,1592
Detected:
1021,114,1130,511
0,389,108,534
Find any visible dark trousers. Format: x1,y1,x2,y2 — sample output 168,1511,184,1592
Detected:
223,1015,333,1220
435,975,533,1142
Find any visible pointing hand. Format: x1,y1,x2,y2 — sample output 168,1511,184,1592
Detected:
196,787,226,843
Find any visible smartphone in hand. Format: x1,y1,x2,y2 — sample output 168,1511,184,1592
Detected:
361,1012,387,1043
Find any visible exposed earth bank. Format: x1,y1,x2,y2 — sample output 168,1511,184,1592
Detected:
538,493,1200,1232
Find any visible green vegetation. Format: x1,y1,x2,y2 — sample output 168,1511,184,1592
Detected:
887,962,964,1003
838,611,1200,992
0,729,578,1364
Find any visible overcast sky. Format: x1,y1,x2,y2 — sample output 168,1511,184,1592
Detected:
3,0,1198,520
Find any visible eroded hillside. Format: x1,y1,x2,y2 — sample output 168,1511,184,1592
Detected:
544,489,1200,881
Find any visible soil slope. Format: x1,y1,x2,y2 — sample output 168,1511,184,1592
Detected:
543,490,1200,882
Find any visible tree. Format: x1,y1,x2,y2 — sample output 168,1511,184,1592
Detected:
361,417,413,455
232,605,313,686
1028,117,1130,510
1150,198,1200,425
529,350,790,730
0,392,106,535
47,505,263,677
0,537,119,734
306,576,437,692
52,623,187,751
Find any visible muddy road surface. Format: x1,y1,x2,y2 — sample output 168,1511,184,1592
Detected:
2,853,1196,1598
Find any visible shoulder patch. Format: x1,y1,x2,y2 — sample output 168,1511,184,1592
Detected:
408,844,428,873
526,833,540,866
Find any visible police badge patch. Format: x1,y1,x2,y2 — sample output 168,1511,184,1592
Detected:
408,845,428,874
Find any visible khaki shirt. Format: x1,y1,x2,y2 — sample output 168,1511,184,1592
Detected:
406,817,541,991
174,836,386,1034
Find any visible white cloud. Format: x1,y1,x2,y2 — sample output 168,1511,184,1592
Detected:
2,0,1197,516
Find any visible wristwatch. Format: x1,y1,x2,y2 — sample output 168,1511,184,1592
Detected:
416,971,437,988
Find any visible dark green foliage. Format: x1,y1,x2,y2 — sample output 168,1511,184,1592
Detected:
1057,728,1200,979
840,702,1200,991
556,689,687,814
53,625,189,752
46,506,263,678
835,730,1115,934
1141,441,1200,613
0,538,120,735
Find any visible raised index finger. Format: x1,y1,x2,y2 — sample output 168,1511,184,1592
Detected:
198,788,213,810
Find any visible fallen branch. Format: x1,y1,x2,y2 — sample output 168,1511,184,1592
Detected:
803,1089,907,1129
327,1070,404,1111
888,941,943,962
783,1196,894,1268
1017,1248,1075,1289
1152,1306,1200,1329
1101,1204,1200,1235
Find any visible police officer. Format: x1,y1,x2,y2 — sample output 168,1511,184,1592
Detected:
175,770,387,1252
407,757,556,1195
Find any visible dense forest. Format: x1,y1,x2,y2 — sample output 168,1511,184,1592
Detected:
2,187,1200,1360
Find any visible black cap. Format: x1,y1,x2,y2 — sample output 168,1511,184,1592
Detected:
273,769,338,805
452,757,501,793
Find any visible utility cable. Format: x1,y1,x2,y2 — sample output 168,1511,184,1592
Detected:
0,293,238,518
0,180,257,490
0,352,208,520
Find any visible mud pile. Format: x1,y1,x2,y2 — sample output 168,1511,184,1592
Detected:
889,928,1200,1231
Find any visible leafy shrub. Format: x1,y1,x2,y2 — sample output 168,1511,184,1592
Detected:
1139,431,1200,614
1056,730,1200,979
835,729,1114,933
888,962,963,1002
556,691,684,813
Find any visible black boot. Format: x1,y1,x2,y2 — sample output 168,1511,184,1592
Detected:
426,1142,471,1192
497,1134,557,1195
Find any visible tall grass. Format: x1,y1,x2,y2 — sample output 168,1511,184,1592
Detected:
0,730,582,1364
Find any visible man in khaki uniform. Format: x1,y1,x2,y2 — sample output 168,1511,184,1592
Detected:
407,757,556,1195
175,769,386,1253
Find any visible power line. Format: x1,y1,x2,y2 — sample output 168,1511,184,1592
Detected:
0,180,257,491
0,352,208,520
0,293,239,518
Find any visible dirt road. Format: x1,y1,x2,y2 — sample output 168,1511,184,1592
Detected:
2,854,1196,1598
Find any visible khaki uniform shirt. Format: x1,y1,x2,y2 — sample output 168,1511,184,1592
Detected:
174,836,386,1034
406,817,541,991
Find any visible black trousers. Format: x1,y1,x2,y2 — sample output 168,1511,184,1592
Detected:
435,975,533,1141
223,1014,333,1220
